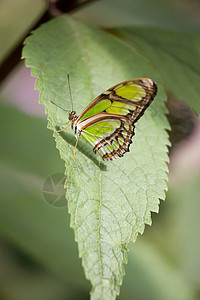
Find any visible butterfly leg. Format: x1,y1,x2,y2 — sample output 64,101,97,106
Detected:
60,121,70,125
54,122,72,132
74,134,78,160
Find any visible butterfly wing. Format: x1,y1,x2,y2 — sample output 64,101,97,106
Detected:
75,78,157,160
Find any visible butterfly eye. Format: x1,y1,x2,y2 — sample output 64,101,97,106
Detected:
69,111,77,121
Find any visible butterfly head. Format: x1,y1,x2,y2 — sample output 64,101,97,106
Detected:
69,111,78,122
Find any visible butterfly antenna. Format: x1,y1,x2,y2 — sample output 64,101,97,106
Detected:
67,73,74,111
50,100,70,112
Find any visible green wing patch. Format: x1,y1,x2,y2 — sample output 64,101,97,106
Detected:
75,78,157,160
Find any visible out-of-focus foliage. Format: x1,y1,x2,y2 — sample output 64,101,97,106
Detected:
73,0,200,31
0,0,47,64
116,27,200,115
0,103,90,298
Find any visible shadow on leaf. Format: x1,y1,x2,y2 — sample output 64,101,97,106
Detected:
55,126,107,171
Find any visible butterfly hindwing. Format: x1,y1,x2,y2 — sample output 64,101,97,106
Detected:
74,78,157,160
93,118,135,160
78,114,134,160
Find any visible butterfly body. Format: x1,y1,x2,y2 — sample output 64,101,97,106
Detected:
64,78,157,161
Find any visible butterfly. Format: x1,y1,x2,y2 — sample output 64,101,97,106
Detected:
52,77,157,161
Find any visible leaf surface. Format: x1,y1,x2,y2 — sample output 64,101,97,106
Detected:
22,16,169,299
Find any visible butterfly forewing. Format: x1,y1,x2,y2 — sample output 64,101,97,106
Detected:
74,78,157,160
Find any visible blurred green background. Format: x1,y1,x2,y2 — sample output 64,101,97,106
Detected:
0,0,200,299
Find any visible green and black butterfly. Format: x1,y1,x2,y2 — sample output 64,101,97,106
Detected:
52,77,157,161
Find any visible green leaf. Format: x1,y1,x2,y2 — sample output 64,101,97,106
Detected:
73,0,200,31
0,0,47,64
22,16,169,299
115,27,200,115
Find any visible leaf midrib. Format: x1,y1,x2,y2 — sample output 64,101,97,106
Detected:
68,18,104,284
